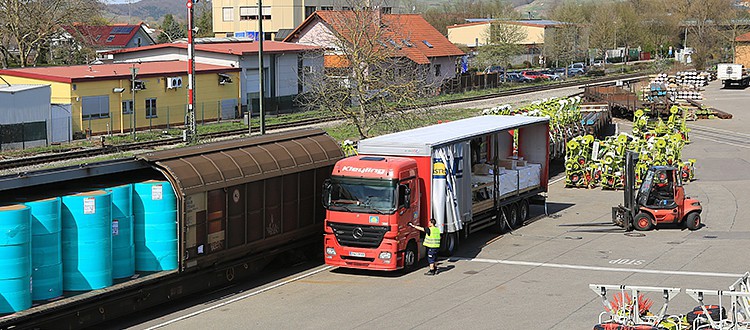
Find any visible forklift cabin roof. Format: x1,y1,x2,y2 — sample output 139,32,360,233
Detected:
357,115,549,157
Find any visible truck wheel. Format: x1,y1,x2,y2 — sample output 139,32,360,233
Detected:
686,213,702,231
493,207,510,233
507,203,521,229
440,232,458,256
403,241,418,272
518,199,530,223
633,212,653,231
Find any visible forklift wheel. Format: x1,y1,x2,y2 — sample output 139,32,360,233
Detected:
686,213,701,231
633,212,653,231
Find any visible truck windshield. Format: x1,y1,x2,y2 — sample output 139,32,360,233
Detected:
327,177,397,214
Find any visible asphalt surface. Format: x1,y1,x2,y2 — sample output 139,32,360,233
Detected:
125,81,750,329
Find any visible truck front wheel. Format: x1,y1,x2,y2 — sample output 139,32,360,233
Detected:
403,241,418,272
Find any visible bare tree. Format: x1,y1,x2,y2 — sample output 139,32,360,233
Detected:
474,21,525,70
299,4,435,139
0,0,102,67
669,0,736,69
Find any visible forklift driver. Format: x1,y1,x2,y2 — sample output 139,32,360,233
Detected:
649,171,674,207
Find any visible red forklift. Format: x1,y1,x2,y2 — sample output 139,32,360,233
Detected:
612,151,703,231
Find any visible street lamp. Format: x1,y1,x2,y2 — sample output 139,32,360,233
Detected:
130,65,138,140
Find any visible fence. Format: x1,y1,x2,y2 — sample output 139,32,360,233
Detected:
440,72,509,95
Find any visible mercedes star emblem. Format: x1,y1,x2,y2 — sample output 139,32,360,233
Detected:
352,227,364,239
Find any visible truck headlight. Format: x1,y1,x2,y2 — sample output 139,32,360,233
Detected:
379,251,392,260
326,247,336,255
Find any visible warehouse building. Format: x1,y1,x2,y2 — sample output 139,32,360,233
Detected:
0,61,240,136
0,84,71,150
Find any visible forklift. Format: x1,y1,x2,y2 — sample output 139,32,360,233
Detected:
612,151,703,231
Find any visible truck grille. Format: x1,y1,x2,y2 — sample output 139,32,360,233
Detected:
328,222,389,248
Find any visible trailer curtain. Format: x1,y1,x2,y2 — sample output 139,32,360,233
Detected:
432,142,469,234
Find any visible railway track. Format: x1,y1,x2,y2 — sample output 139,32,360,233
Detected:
0,73,647,172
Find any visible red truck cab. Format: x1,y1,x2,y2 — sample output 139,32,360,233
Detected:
323,156,423,271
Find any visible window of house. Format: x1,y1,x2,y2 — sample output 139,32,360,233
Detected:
320,6,333,11
435,64,441,77
342,6,352,10
81,95,110,120
261,6,271,19
380,7,392,14
122,100,133,114
240,6,253,20
222,7,234,22
106,35,115,43
305,6,316,18
145,98,157,118
136,37,142,47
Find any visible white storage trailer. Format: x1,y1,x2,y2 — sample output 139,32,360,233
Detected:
717,63,750,88
356,115,550,254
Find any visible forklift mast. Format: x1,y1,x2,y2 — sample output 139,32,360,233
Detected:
623,151,638,215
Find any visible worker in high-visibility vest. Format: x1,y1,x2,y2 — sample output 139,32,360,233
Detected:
409,219,441,275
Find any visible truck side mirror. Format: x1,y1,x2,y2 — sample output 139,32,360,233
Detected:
322,179,332,208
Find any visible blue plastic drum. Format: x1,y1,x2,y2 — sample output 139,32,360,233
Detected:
106,184,134,279
133,181,178,271
61,191,112,291
25,197,63,300
0,204,31,313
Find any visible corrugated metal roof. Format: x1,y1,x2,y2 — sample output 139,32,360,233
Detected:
357,115,549,156
138,129,343,195
0,84,49,93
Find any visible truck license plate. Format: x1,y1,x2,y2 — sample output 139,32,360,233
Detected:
349,251,366,257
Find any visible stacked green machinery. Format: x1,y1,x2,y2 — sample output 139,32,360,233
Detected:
565,105,696,189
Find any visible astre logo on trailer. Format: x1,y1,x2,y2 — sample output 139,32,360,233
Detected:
341,166,387,175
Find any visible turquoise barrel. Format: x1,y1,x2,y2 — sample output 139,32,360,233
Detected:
25,197,63,300
61,191,112,291
106,184,134,279
133,181,178,271
0,204,32,313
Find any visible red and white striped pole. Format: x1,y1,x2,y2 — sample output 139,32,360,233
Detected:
185,0,197,142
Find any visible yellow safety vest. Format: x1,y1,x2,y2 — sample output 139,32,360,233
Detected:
423,226,441,248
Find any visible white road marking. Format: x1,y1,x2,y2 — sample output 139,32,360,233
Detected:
454,257,744,278
691,135,750,149
143,265,333,329
550,176,566,185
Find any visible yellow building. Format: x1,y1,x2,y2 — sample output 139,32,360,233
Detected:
0,61,240,136
212,1,402,40
447,19,565,48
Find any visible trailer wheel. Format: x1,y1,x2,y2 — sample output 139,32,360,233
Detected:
440,232,458,256
633,212,653,231
506,203,520,229
403,241,418,272
493,207,510,233
686,213,702,231
518,199,530,223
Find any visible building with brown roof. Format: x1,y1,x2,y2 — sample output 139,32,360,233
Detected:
106,39,323,114
736,31,750,68
0,61,240,136
284,11,465,86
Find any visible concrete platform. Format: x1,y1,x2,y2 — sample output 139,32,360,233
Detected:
127,81,750,329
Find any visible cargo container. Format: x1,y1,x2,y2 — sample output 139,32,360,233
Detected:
0,128,342,328
322,116,550,271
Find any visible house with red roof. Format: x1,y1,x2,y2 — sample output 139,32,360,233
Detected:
736,31,750,69
57,23,156,57
105,39,323,114
0,61,240,136
283,11,465,86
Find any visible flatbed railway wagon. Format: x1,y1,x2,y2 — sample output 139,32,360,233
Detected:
0,128,342,329
322,116,550,271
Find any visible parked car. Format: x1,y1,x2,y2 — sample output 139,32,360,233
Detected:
592,59,611,67
484,65,505,74
504,72,532,83
540,69,563,81
568,62,586,71
521,70,550,80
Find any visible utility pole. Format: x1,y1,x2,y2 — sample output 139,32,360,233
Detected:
130,65,138,140
258,0,266,134
186,0,198,143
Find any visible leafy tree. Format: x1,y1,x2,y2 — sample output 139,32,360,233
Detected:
196,2,214,38
474,21,525,71
669,0,739,69
158,14,186,43
0,0,102,67
299,1,435,139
